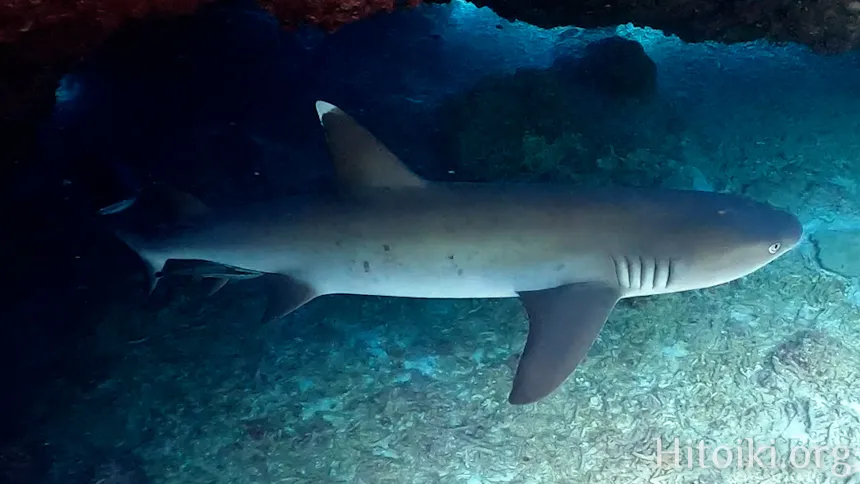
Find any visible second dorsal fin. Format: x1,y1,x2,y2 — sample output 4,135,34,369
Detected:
315,100,427,190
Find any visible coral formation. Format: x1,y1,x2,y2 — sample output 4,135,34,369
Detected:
435,49,688,188
1,0,859,140
470,0,860,54
554,35,657,101
435,68,584,182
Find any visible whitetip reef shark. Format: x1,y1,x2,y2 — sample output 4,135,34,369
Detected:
112,100,803,404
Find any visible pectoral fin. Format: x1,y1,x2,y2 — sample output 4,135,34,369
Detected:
510,283,620,405
261,274,317,324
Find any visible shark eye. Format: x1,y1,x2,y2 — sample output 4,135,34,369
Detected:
768,242,781,254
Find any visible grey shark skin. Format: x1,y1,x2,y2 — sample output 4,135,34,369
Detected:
115,100,803,405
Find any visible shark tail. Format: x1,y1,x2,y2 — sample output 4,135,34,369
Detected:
102,181,206,295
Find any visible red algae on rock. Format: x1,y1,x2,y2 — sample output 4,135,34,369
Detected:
260,0,422,31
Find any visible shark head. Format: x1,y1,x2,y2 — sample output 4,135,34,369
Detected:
652,191,803,292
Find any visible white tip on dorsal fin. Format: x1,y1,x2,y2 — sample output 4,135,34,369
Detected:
315,100,338,122
315,100,427,189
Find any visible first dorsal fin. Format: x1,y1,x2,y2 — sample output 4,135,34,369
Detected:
315,100,427,189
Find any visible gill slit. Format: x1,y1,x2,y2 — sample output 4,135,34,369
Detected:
666,258,674,289
614,254,676,291
650,256,658,290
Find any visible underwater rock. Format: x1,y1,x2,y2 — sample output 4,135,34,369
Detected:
555,35,656,101
468,0,860,54
260,0,422,31
2,0,859,151
811,229,860,277
435,65,684,183
434,67,587,182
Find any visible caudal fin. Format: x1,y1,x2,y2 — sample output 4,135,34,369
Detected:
102,182,209,294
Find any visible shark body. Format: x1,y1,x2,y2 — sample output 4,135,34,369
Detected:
115,101,803,404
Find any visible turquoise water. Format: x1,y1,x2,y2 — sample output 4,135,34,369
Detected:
8,1,860,482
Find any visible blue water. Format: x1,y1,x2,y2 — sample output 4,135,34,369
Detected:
7,0,860,482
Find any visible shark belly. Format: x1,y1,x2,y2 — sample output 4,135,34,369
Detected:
313,267,520,298
297,233,616,299
307,261,606,299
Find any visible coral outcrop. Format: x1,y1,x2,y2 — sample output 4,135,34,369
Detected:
553,35,657,101
2,0,859,157
434,45,690,188
468,0,860,54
